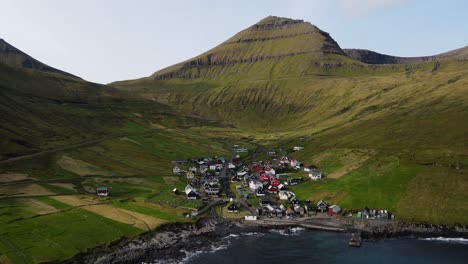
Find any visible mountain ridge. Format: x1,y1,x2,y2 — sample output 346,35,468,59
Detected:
0,38,80,79
344,46,468,64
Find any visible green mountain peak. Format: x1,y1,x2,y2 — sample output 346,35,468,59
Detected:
149,16,348,80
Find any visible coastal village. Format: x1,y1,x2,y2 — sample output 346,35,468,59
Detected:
167,145,394,225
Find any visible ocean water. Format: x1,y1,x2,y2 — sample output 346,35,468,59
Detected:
183,229,468,264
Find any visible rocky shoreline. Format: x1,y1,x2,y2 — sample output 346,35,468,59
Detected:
47,217,468,264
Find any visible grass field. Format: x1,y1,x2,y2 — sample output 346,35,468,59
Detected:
0,122,245,263
0,199,141,264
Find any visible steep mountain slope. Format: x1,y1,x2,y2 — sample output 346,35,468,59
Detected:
0,38,79,78
0,42,206,160
344,46,468,64
143,16,355,81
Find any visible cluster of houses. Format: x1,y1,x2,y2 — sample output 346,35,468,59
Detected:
169,147,392,222
172,157,227,176
171,154,240,200
252,198,342,219
351,208,394,220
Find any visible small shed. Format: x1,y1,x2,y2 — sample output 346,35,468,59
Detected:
96,187,110,196
173,166,181,175
328,205,342,216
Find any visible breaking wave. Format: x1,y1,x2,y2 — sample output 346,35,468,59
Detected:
240,232,265,237
178,242,231,264
420,237,468,244
269,227,305,236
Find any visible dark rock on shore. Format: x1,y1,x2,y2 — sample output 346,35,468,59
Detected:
358,221,468,240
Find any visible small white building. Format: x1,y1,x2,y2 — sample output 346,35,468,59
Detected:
266,205,275,212
173,166,181,175
249,180,263,191
309,171,323,181
245,215,258,221
185,184,195,195
293,146,304,151
228,163,236,169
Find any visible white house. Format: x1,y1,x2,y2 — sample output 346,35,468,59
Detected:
185,184,195,194
249,180,263,190
290,159,298,167
266,168,276,176
228,163,236,169
173,166,181,175
280,156,290,164
294,205,305,215
309,171,323,181
279,191,295,201
237,171,248,177
293,146,304,151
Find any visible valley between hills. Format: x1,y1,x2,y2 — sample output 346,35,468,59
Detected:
0,16,467,263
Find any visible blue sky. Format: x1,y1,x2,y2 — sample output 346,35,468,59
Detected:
0,0,466,83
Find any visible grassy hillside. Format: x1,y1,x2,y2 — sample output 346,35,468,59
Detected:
112,16,468,225
0,62,221,159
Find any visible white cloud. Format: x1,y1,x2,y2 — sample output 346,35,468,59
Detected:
338,0,409,16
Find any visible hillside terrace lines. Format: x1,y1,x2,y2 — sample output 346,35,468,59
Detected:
52,195,165,230
153,51,349,80
223,31,317,45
